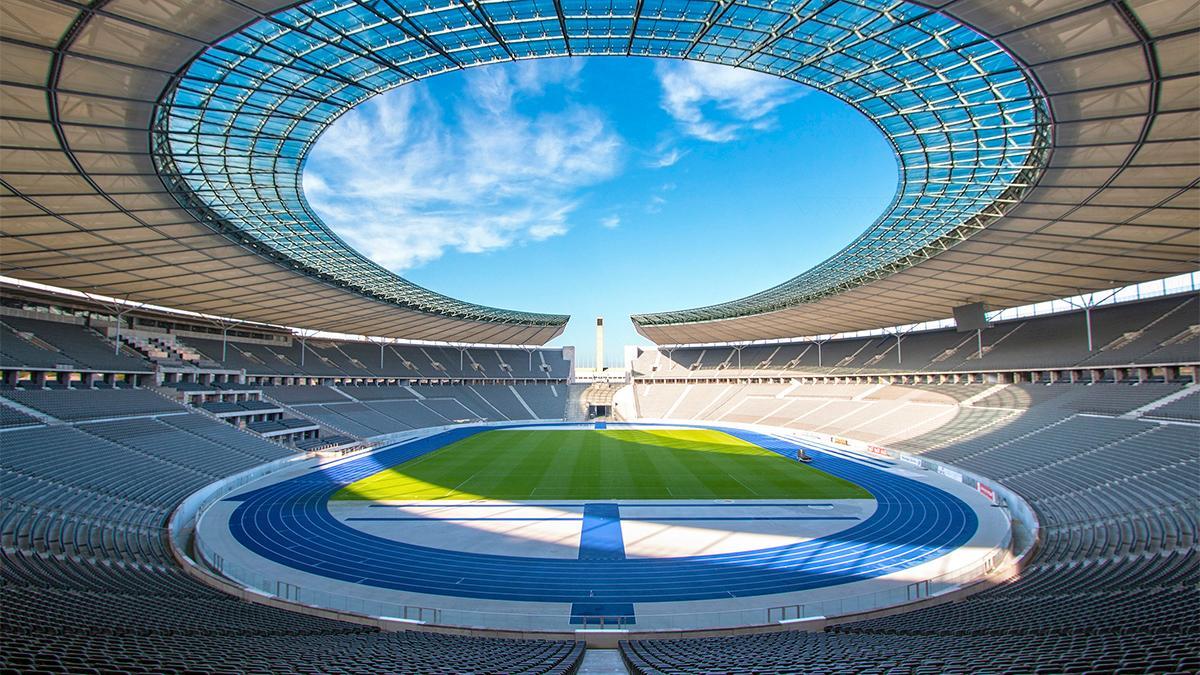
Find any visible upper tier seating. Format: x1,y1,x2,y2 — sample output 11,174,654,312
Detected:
179,337,570,380
1,316,152,373
632,294,1199,378
2,388,185,422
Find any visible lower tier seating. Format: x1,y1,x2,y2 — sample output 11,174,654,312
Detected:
622,631,1198,675
1,629,584,675
619,383,1198,674
2,380,1193,672
0,402,582,674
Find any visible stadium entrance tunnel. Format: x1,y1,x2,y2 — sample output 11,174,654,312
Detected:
187,422,1018,632
153,0,1049,333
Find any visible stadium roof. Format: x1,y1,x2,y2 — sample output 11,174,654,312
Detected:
0,0,1196,346
634,0,1200,342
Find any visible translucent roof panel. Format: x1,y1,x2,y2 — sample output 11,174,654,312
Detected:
154,0,1049,329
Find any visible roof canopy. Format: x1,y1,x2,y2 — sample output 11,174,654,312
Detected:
634,0,1199,342
1,0,1196,345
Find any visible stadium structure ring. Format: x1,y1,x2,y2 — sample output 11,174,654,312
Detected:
153,0,1049,333
3,1,1195,342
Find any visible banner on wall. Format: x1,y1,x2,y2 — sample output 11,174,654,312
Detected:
867,445,891,457
938,466,964,482
978,483,995,502
831,436,850,447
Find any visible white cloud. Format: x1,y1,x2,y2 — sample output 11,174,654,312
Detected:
464,58,583,114
303,62,622,271
600,215,621,229
648,145,684,169
654,61,804,142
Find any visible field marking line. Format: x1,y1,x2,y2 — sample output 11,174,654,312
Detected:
441,446,516,497
722,467,762,497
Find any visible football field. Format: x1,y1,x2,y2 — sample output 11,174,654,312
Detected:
334,428,870,501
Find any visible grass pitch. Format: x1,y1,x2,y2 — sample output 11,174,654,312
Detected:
334,429,870,501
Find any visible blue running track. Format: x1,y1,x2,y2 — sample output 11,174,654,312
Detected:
223,423,976,604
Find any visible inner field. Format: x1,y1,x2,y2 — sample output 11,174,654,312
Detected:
333,428,871,501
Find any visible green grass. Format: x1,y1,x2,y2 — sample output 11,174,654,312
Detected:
333,429,870,501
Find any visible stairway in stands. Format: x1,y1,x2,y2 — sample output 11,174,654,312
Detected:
118,332,222,369
564,385,590,422
564,383,618,422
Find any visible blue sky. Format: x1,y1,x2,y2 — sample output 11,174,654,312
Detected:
304,58,896,366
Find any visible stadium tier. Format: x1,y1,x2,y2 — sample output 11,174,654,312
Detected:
0,296,1196,673
3,367,1197,671
5,293,1194,392
620,382,1199,673
633,294,1200,381
2,0,1198,670
0,389,585,673
1,305,570,385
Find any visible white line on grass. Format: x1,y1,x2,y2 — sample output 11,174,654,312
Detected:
723,470,762,497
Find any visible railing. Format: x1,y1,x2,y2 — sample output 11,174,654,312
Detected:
576,615,633,630
767,604,804,622
193,525,1012,632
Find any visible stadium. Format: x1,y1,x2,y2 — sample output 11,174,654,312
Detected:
0,0,1197,672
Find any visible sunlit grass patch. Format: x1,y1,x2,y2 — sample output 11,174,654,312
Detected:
333,428,870,501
